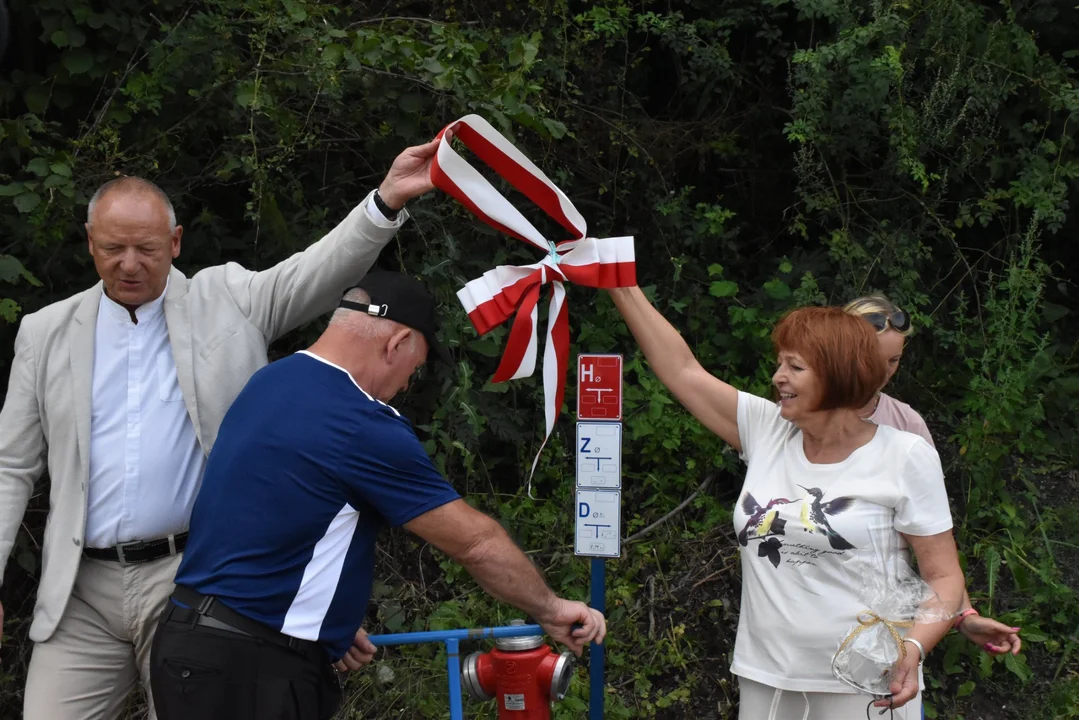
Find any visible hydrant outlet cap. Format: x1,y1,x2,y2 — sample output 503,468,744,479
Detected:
461,652,493,701
494,619,544,651
551,651,576,701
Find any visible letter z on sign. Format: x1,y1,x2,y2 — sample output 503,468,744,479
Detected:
577,354,622,421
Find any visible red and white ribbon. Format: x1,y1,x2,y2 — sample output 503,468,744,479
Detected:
431,114,636,478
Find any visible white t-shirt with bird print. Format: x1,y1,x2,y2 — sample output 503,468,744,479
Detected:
729,391,953,693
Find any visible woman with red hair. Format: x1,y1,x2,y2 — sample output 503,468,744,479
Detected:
609,286,964,719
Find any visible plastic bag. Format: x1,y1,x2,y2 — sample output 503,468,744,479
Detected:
831,529,956,696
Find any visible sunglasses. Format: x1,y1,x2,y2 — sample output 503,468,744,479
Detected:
863,310,912,335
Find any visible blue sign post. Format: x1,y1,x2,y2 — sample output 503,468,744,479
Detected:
590,558,606,720
575,353,624,720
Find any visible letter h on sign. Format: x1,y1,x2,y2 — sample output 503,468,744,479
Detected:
577,354,622,421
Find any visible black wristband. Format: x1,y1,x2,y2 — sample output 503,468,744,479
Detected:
373,189,400,220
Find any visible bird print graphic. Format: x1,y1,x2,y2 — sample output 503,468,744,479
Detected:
737,492,795,546
797,485,855,550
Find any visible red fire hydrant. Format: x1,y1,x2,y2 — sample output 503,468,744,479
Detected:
461,620,576,719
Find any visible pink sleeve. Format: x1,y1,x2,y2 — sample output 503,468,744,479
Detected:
873,393,936,448
898,404,935,448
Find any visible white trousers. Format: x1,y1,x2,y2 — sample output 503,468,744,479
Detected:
738,676,922,720
23,552,182,720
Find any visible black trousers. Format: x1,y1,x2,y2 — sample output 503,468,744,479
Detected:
150,602,343,720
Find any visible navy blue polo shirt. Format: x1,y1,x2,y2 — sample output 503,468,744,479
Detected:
174,351,460,660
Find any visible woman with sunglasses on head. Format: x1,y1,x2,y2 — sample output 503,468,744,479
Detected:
844,296,1022,658
608,286,966,719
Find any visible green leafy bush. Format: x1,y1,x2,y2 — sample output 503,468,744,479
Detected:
1,1,1076,718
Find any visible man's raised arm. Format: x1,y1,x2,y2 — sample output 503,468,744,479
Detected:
224,137,442,343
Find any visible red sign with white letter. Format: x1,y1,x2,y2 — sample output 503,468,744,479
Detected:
577,354,623,421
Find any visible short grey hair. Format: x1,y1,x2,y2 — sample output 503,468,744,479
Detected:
330,287,418,352
87,176,177,231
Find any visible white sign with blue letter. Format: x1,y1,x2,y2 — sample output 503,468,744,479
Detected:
576,422,622,489
574,489,621,558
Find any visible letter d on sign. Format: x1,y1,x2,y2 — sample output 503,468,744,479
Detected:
579,502,590,518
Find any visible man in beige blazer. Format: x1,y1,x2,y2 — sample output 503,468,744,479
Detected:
0,137,441,719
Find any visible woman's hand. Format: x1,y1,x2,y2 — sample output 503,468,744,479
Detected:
959,614,1022,655
876,648,922,709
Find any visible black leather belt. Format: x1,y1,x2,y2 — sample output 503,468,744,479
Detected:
83,532,187,565
168,585,325,661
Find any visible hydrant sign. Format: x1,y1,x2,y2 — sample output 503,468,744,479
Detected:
575,489,621,558
577,354,622,421
576,423,621,489
575,353,623,559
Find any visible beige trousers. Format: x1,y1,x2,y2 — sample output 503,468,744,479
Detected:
23,552,183,720
738,676,922,720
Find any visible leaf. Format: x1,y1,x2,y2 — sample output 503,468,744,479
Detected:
985,545,1000,600
0,255,27,283
0,182,24,197
14,192,41,214
236,84,257,108
0,298,20,323
282,0,308,22
956,680,975,697
322,43,345,66
469,336,502,357
24,85,51,114
709,280,738,298
707,263,724,276
522,40,539,65
51,30,70,48
1003,653,1033,683
27,157,50,176
543,118,567,139
764,279,791,300
50,162,72,177
378,599,406,632
62,48,95,75
66,26,87,48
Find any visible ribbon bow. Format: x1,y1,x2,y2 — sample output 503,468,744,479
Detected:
430,115,636,480
838,611,915,661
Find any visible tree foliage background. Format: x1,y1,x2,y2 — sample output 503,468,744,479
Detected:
1,0,1077,718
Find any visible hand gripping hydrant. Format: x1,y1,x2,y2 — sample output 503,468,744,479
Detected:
461,620,576,719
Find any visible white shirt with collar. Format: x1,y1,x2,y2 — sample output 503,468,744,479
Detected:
84,196,398,549
86,279,204,549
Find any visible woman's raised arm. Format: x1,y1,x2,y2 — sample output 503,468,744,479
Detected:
608,286,742,451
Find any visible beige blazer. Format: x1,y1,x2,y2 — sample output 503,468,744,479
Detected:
0,192,406,642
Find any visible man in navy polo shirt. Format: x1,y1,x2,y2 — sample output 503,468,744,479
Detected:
148,270,606,720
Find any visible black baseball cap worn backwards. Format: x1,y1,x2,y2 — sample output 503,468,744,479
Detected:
339,270,452,366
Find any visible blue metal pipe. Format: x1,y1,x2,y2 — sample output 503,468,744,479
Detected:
446,637,463,720
367,623,543,647
366,623,546,720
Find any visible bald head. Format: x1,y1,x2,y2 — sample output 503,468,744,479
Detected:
85,176,182,310
87,176,177,231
